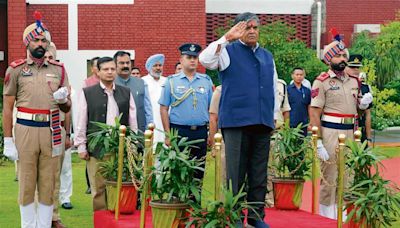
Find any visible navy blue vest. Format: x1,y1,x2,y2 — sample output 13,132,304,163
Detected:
218,41,275,129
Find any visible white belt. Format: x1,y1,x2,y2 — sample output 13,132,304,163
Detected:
321,115,355,124
16,112,50,122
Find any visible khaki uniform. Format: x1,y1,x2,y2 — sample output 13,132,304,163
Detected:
275,79,291,128
311,70,358,206
4,57,69,206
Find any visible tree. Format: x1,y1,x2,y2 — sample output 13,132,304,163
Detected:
350,19,400,89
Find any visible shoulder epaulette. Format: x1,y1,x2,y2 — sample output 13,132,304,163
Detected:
10,59,26,68
316,72,330,82
48,59,64,67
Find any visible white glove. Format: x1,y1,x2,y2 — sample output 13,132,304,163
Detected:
317,139,329,161
359,92,373,110
4,137,18,161
53,87,69,104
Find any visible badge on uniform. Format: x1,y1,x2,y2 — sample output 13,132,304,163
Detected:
21,66,33,76
311,88,319,98
197,86,205,94
189,44,196,52
329,80,340,90
176,85,186,93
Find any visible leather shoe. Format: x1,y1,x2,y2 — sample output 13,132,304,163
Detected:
52,220,66,228
85,187,91,194
61,202,73,210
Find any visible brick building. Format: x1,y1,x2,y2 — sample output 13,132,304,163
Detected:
1,0,399,86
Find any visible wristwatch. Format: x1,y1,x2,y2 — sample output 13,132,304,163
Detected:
366,138,372,142
66,133,71,137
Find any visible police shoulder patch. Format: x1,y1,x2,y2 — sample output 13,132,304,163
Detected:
10,59,26,68
316,72,330,82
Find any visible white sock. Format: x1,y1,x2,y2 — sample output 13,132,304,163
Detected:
319,204,337,219
20,203,36,228
319,204,347,221
37,203,54,228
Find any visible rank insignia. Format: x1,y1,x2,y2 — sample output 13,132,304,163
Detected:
21,67,33,76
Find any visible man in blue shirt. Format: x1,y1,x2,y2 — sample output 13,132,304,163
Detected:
113,51,153,132
159,43,213,178
288,67,311,136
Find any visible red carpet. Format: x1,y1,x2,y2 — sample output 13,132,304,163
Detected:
94,208,337,228
94,158,400,227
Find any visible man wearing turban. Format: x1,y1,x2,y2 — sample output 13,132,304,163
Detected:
309,29,372,219
2,12,71,227
142,54,167,145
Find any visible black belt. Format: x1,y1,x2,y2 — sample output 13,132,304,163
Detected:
170,123,207,131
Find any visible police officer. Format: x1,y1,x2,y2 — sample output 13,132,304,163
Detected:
159,43,213,178
309,35,372,219
3,11,71,228
345,54,373,144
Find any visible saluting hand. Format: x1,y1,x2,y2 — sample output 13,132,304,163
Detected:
225,21,247,42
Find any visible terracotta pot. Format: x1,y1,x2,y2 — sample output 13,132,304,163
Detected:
272,178,305,210
150,200,190,228
346,202,371,228
105,180,138,214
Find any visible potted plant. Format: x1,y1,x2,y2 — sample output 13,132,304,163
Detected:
271,122,312,210
88,116,143,214
186,183,261,228
149,129,204,228
344,140,400,228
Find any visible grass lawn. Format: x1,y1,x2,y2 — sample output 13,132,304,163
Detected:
0,154,93,228
0,146,399,227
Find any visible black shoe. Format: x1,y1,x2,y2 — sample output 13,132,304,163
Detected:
14,176,18,182
61,202,73,210
85,188,91,194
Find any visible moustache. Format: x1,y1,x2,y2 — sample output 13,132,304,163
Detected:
122,67,130,71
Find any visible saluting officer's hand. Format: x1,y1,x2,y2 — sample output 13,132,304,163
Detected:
79,151,89,161
225,21,247,42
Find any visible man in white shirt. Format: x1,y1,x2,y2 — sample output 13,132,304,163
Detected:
142,54,167,145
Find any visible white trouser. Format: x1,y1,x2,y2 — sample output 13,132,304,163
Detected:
319,204,347,221
20,203,53,228
59,148,73,204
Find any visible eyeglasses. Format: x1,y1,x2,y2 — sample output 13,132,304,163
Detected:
348,66,360,69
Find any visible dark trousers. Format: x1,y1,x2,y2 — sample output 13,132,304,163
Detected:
222,125,272,221
170,123,208,179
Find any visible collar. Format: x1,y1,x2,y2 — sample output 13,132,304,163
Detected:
27,54,47,67
328,69,349,83
117,75,131,82
100,81,115,91
238,39,259,51
178,71,199,80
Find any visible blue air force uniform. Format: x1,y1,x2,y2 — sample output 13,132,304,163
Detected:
158,43,213,177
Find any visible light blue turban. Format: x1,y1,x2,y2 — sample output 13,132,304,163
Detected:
145,54,165,72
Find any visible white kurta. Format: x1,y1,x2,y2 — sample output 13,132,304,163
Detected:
142,75,167,145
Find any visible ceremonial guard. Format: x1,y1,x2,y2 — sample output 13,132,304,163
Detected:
159,43,213,178
345,54,373,143
309,29,372,219
2,12,71,227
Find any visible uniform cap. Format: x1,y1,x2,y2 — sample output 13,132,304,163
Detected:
179,43,202,57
